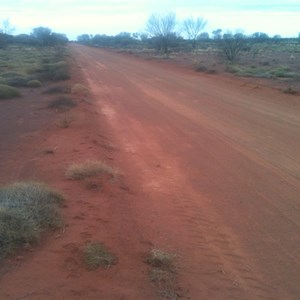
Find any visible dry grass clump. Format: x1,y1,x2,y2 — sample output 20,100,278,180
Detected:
65,160,119,180
282,87,298,95
146,249,180,299
146,249,176,270
0,182,64,259
71,83,89,96
83,242,117,270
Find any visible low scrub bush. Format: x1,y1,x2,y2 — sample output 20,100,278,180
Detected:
47,96,76,110
0,182,64,259
83,242,117,270
66,160,119,180
0,84,21,99
43,85,70,94
37,61,70,81
0,71,31,87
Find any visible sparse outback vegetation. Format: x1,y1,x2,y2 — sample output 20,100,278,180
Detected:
146,249,180,299
0,182,64,259
47,96,77,110
0,43,70,98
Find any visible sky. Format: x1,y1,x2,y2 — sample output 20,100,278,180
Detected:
1,0,300,40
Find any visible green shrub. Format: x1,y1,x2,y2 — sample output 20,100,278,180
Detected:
27,80,42,88
0,182,64,259
0,84,21,99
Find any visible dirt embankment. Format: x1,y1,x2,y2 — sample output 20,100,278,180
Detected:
1,44,300,299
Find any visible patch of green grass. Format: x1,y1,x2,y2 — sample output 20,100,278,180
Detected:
83,242,117,270
65,160,119,180
0,84,21,99
0,182,64,259
47,96,76,110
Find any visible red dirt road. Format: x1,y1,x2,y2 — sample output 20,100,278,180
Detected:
1,44,300,299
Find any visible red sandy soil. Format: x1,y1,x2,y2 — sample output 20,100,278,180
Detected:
0,44,300,299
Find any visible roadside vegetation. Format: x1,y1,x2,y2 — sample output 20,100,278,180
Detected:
0,182,64,260
66,160,119,181
77,13,300,94
145,248,180,299
83,242,117,270
0,25,69,99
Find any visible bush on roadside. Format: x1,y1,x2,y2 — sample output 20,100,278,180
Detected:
47,96,77,110
37,61,70,81
0,182,64,259
83,242,117,270
0,84,21,99
65,160,119,180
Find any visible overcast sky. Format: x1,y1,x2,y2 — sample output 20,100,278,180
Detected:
1,0,300,40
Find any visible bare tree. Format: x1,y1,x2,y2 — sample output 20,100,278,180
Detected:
182,16,207,48
1,18,15,35
146,12,177,53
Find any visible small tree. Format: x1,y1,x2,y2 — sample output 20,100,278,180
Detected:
31,27,52,46
1,18,15,35
146,12,178,53
181,16,207,48
219,32,248,62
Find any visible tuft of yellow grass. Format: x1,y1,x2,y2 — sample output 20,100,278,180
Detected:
65,160,119,180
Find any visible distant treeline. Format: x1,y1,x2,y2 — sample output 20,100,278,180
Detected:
77,31,300,51
0,27,68,48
